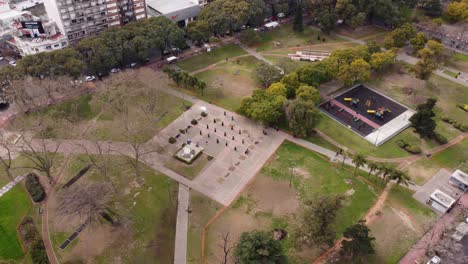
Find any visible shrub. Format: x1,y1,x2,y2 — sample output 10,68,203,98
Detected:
30,239,49,264
404,145,422,154
25,173,46,203
441,116,451,122
434,132,448,144
396,139,408,148
168,137,176,144
19,217,49,264
179,128,186,134
201,111,207,117
191,119,198,125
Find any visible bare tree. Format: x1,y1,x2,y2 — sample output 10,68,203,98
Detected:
77,141,117,192
217,232,236,264
20,137,61,183
57,182,115,224
0,138,14,180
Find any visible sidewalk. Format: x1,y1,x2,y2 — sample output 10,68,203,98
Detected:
174,184,190,264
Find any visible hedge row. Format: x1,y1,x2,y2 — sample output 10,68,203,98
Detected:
18,217,49,264
25,173,45,203
396,139,422,154
441,116,467,132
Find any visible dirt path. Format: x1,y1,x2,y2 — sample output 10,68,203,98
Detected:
312,182,394,264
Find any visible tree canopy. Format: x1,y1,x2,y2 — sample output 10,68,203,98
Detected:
240,89,286,124
286,99,320,137
409,98,437,138
341,221,375,259
234,230,287,263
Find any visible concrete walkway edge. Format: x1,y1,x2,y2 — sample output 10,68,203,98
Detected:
174,184,190,264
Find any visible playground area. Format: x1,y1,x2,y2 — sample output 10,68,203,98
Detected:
319,84,414,146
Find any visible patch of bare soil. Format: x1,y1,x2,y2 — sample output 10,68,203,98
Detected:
63,224,131,263
294,167,311,179
391,207,419,232
205,71,256,98
245,175,300,215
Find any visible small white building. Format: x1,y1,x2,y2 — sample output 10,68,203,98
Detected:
449,169,468,191
9,20,68,56
451,222,468,241
428,189,456,213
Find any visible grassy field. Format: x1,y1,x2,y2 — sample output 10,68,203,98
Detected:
187,191,222,264
174,56,260,111
368,187,436,263
447,52,468,72
50,155,178,263
205,141,380,263
9,69,189,143
0,186,31,261
165,153,212,180
253,24,345,52
176,44,247,72
443,69,458,78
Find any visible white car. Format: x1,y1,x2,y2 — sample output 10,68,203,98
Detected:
85,76,96,82
427,256,441,264
110,68,120,73
277,12,285,18
8,61,16,66
130,62,137,68
0,57,3,60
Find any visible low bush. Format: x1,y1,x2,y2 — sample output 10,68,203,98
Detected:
25,173,46,203
168,137,177,144
179,128,186,134
396,139,408,148
404,145,422,154
19,217,50,264
201,111,207,117
191,119,198,125
434,132,448,144
440,116,467,132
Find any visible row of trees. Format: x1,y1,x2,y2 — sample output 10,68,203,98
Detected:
351,152,410,185
163,67,207,95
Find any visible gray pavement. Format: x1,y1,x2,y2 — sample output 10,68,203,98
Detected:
174,184,189,264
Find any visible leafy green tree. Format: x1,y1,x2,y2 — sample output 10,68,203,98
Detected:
286,99,320,137
341,221,375,259
377,163,395,183
412,56,436,80
351,153,367,176
266,82,287,97
280,72,301,98
296,62,333,86
444,0,468,23
367,161,380,178
240,89,286,124
234,230,286,263
366,40,381,54
240,29,261,45
246,0,267,26
370,50,396,72
198,0,251,35
419,0,442,17
384,23,416,48
254,63,283,88
186,20,211,45
338,59,371,86
410,32,428,52
427,40,445,62
296,195,345,246
409,98,437,138
317,6,337,34
295,85,320,104
293,1,304,32
390,169,410,186
349,12,366,29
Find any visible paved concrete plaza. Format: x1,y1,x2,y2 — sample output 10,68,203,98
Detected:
156,101,284,205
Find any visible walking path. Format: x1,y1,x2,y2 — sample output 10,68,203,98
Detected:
0,175,25,197
174,184,190,264
237,42,284,72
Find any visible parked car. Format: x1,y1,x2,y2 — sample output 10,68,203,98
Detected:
129,62,137,68
8,60,16,66
277,12,285,18
0,57,4,60
427,256,441,264
110,68,120,73
85,76,96,82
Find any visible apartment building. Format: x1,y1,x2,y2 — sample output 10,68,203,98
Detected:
44,0,147,43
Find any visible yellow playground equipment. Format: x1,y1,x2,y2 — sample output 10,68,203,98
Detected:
367,107,391,118
344,97,359,106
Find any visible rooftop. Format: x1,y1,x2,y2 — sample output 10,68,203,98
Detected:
452,169,468,186
430,189,456,208
146,0,197,14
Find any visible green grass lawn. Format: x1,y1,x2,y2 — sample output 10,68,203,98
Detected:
177,56,260,111
315,113,416,158
176,44,247,72
443,69,458,78
51,155,178,263
432,138,468,169
165,153,211,180
0,186,31,261
187,191,222,264
264,141,381,232
453,53,468,61
254,24,345,52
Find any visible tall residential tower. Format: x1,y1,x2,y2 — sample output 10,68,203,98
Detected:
44,0,146,43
